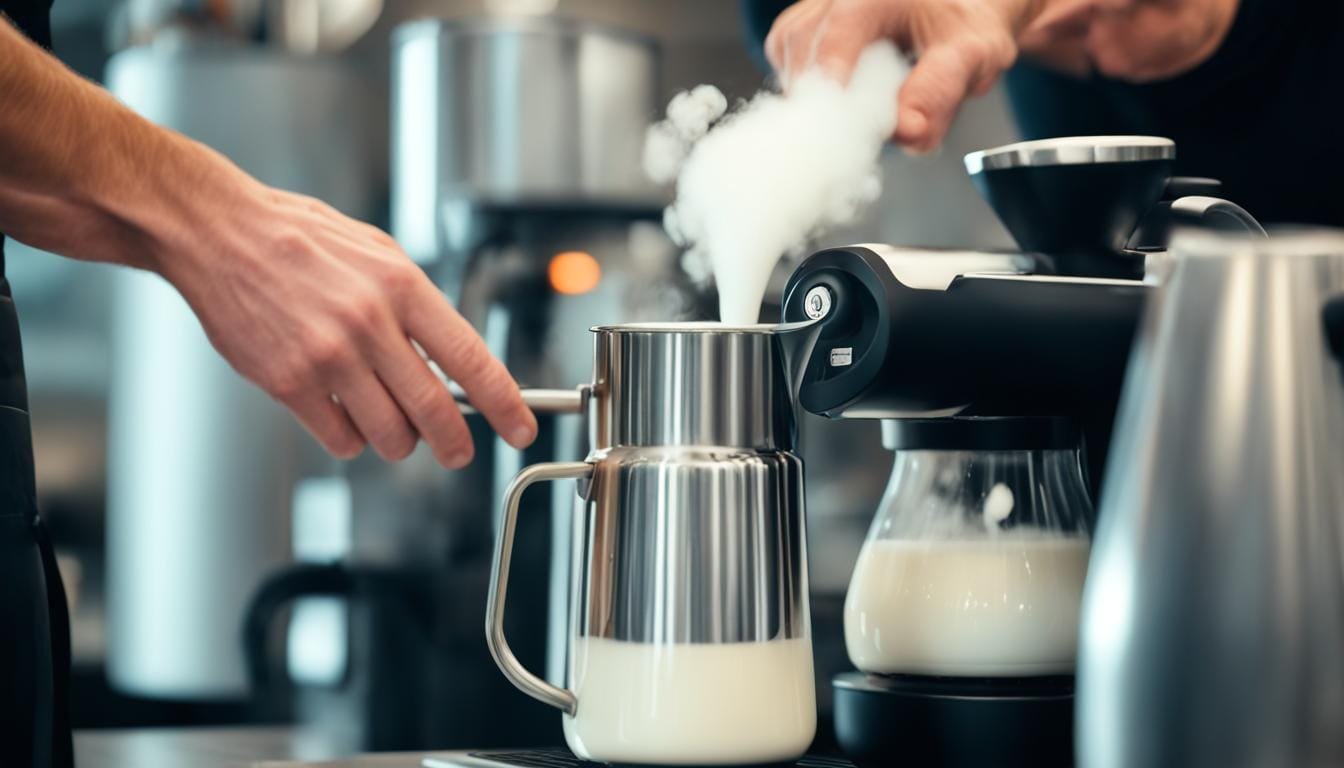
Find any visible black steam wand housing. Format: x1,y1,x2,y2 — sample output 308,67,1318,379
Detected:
781,136,1262,499
781,245,1144,496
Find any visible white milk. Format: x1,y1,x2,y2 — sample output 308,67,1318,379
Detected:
563,636,816,765
844,534,1090,676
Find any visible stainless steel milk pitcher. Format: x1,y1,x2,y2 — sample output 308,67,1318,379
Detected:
1077,228,1344,768
485,323,816,765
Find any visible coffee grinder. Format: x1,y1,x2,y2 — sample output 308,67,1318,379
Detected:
778,136,1261,767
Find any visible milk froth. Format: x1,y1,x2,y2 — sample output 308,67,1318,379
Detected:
563,636,816,765
845,534,1090,676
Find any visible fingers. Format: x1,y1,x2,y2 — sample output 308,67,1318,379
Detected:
279,391,365,460
330,363,419,462
398,278,538,451
367,327,476,469
892,45,971,151
767,0,841,84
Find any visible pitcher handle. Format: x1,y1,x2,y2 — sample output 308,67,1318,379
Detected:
487,460,592,715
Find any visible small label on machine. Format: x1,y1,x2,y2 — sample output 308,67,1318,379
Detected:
829,347,853,367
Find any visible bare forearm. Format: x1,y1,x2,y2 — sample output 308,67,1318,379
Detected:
0,18,252,271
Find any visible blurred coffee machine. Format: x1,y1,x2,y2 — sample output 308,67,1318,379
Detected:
104,32,379,702
244,17,701,751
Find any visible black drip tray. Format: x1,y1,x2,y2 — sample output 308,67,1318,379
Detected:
424,748,853,768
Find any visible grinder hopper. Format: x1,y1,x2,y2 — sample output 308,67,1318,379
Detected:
965,135,1174,278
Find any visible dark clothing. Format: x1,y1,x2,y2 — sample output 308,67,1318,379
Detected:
0,0,51,48
0,2,75,768
741,0,1344,227
1004,0,1344,227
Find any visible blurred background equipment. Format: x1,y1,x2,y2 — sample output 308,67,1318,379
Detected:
11,0,1020,751
104,39,378,702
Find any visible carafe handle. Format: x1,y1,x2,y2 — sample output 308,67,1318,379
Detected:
486,460,592,715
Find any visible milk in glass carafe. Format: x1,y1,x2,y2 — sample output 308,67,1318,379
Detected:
845,417,1093,679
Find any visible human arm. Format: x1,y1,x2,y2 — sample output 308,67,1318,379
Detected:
762,0,1240,152
0,18,537,468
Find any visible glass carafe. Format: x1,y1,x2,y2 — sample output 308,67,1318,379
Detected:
845,418,1094,678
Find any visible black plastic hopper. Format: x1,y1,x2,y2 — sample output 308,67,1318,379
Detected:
967,137,1175,278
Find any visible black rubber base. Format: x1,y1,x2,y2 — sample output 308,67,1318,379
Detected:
833,672,1074,768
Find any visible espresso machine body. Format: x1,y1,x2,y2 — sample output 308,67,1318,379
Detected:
777,135,1262,767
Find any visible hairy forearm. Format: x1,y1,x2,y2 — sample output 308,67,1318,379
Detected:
0,18,254,271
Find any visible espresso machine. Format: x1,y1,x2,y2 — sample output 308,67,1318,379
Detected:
776,136,1261,767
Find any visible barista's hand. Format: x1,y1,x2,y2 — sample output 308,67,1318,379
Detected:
765,0,1036,152
764,0,1240,152
0,17,535,468
150,165,538,469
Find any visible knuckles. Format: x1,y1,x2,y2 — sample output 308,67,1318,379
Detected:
303,329,354,379
271,228,314,261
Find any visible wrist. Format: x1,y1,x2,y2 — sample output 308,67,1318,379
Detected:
86,115,263,280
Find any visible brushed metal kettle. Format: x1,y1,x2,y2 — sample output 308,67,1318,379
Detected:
1077,228,1344,767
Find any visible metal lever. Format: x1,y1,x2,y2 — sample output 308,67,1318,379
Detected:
422,340,588,415
449,385,589,416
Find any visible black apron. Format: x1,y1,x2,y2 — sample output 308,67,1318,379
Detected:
2,3,75,766
0,273,74,768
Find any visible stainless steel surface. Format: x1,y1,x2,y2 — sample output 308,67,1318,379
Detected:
74,727,358,768
581,446,808,643
963,136,1175,174
589,324,796,450
487,461,591,716
487,324,811,712
391,16,663,264
1078,228,1344,767
104,46,375,698
449,386,588,416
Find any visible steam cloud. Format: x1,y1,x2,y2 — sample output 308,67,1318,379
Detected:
644,42,911,324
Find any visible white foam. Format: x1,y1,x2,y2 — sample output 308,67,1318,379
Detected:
645,42,910,324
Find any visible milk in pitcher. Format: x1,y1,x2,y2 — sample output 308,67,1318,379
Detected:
563,636,817,765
